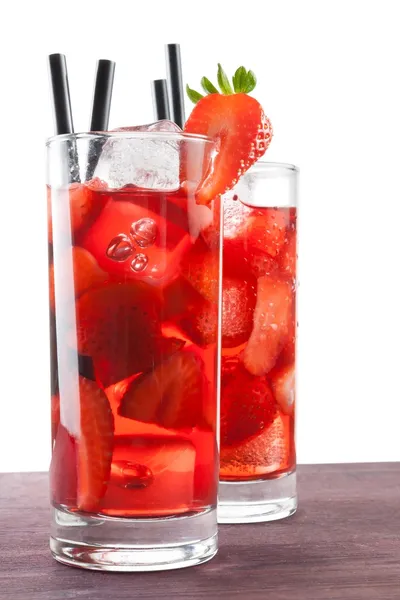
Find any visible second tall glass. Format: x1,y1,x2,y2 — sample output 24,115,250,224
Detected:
47,130,221,570
218,162,298,523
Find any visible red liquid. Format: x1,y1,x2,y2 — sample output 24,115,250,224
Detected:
49,181,220,518
219,194,296,481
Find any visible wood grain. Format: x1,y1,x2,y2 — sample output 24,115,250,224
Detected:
0,464,399,599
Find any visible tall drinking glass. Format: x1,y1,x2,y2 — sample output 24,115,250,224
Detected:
47,131,220,571
218,162,298,523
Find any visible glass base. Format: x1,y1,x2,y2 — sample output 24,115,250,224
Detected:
50,506,217,571
218,470,297,523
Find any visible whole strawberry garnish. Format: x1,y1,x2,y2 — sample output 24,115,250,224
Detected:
184,65,273,204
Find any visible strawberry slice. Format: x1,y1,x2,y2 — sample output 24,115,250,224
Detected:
48,179,108,244
221,277,256,348
119,350,207,429
180,238,220,303
178,299,218,346
74,282,181,386
184,65,272,204
220,363,277,447
50,424,77,507
77,377,114,512
243,276,293,376
49,247,107,313
270,363,295,416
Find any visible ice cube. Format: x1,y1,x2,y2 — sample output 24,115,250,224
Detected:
219,415,288,478
94,121,182,190
102,434,196,516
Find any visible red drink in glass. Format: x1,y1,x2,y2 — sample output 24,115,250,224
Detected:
47,131,220,569
218,163,298,523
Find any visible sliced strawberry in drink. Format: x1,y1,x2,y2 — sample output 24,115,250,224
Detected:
278,229,297,279
248,250,279,278
76,377,114,512
179,299,218,346
74,282,179,386
221,277,256,348
118,350,207,430
220,364,277,447
49,247,107,313
50,424,77,507
246,209,289,257
270,363,295,416
278,301,296,366
181,238,220,303
161,275,203,321
243,276,293,376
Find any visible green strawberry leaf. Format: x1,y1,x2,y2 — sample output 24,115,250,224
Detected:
201,76,219,95
186,84,204,104
217,64,234,95
232,66,248,93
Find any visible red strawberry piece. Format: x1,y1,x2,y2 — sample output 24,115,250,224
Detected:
161,276,203,321
220,364,277,447
221,277,256,348
278,229,297,279
50,424,77,507
76,377,114,512
49,247,107,313
270,363,295,416
181,239,220,303
243,276,293,376
184,94,272,204
74,282,178,387
278,301,296,366
119,350,207,429
245,209,289,257
179,299,219,346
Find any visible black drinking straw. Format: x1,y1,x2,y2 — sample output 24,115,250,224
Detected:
86,59,116,180
165,44,185,128
151,79,171,121
48,53,80,182
89,59,115,131
48,54,74,135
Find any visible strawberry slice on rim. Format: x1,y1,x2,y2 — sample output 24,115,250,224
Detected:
184,65,273,204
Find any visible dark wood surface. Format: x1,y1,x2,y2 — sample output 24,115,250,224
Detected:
0,464,399,599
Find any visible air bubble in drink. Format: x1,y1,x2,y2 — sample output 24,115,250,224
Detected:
112,460,154,489
106,234,134,261
130,218,157,248
130,253,148,272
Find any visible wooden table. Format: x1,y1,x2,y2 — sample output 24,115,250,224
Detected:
0,464,399,599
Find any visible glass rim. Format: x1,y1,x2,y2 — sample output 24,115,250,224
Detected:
46,130,215,147
249,161,299,173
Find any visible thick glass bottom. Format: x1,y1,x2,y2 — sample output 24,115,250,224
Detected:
218,470,297,523
50,506,217,571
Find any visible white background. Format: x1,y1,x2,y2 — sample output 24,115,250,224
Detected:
1,0,399,472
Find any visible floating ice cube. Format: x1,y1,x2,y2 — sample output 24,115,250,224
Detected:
94,121,182,190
